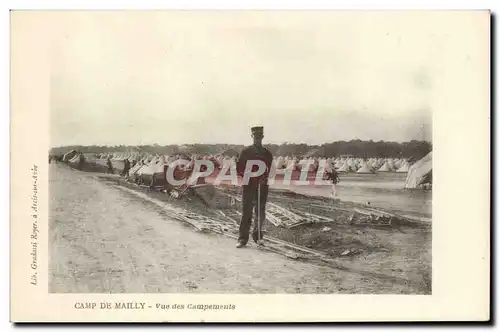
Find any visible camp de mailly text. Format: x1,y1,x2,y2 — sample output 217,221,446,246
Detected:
74,302,236,311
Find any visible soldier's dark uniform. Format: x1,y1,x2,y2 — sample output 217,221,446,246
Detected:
236,127,273,246
122,159,131,177
107,158,114,174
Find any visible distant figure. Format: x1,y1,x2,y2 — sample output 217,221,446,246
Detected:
326,168,340,197
78,153,85,170
107,157,114,174
122,159,131,177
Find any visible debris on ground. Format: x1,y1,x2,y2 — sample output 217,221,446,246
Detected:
341,250,351,256
99,173,428,265
54,158,432,294
169,190,180,198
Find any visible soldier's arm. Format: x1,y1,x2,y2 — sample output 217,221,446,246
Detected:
264,150,273,175
236,149,248,177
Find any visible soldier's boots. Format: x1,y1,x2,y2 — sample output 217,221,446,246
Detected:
252,233,265,246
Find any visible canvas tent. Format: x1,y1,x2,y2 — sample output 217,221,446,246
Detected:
404,152,432,189
396,161,410,173
356,162,375,174
377,161,394,172
134,155,170,186
336,162,350,173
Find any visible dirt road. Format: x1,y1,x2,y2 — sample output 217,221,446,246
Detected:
49,163,420,293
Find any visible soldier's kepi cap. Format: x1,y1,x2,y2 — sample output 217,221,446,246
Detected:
251,126,264,136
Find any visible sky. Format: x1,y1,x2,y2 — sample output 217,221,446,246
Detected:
49,11,434,147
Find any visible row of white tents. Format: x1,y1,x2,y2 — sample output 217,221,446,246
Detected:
255,156,410,173
59,150,432,189
67,149,432,188
94,152,412,174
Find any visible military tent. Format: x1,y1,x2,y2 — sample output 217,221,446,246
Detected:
337,162,350,173
404,152,432,189
396,161,410,173
377,161,394,172
356,162,375,174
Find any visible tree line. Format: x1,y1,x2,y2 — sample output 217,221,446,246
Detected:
50,140,432,161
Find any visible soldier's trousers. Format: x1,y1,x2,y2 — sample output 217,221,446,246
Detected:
238,184,269,244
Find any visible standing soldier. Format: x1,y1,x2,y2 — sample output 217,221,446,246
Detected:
326,167,340,198
107,156,114,174
78,153,85,170
122,158,131,177
236,126,273,248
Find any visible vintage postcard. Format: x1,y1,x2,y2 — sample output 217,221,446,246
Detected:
10,10,490,322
